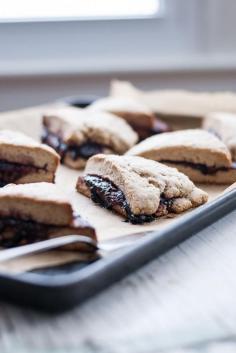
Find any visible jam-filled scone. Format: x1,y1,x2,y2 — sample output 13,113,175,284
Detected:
76,154,208,224
127,129,236,184
0,182,96,250
203,112,236,161
0,130,59,187
88,97,169,140
42,106,138,169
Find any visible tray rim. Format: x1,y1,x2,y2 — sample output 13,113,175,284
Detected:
0,187,235,306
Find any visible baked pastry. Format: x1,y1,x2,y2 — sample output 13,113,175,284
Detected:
88,97,169,140
203,112,236,161
42,106,138,169
127,129,236,184
0,130,59,186
0,182,96,250
76,154,208,224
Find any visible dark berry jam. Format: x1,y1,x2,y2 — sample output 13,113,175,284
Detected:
42,129,105,162
83,175,173,224
161,160,235,175
0,160,40,187
0,217,49,248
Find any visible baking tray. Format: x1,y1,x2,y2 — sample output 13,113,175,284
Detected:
0,97,235,312
0,183,235,312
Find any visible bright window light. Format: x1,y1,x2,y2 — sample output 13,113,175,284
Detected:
0,0,162,22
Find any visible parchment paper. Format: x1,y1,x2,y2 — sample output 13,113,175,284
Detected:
0,105,234,274
110,80,236,119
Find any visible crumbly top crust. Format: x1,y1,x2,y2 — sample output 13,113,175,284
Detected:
127,129,232,168
203,113,236,159
43,107,138,153
0,129,59,170
0,182,68,202
83,154,208,215
0,130,56,153
88,97,153,114
0,182,73,225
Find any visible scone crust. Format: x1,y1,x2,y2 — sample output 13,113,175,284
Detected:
0,183,73,226
88,97,153,114
77,154,208,216
164,161,236,184
88,97,156,128
0,130,59,172
43,107,138,154
15,170,56,184
203,112,236,161
42,215,97,250
127,129,232,168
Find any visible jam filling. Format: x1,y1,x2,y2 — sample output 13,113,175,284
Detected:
84,175,173,224
0,160,43,187
0,217,49,248
42,129,106,162
161,160,236,175
0,216,89,249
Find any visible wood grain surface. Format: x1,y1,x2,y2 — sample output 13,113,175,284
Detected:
0,210,236,353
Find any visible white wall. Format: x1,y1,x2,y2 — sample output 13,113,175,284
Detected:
0,0,236,111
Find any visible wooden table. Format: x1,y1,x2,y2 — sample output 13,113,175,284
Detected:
0,210,236,353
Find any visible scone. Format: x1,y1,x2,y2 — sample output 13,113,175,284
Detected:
0,182,96,250
127,129,236,184
0,130,59,186
88,97,169,140
42,106,138,169
203,112,236,161
76,154,208,224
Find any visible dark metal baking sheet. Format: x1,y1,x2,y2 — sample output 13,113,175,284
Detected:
0,188,235,312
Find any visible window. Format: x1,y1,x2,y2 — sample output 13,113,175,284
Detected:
0,0,162,22
1,0,202,78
